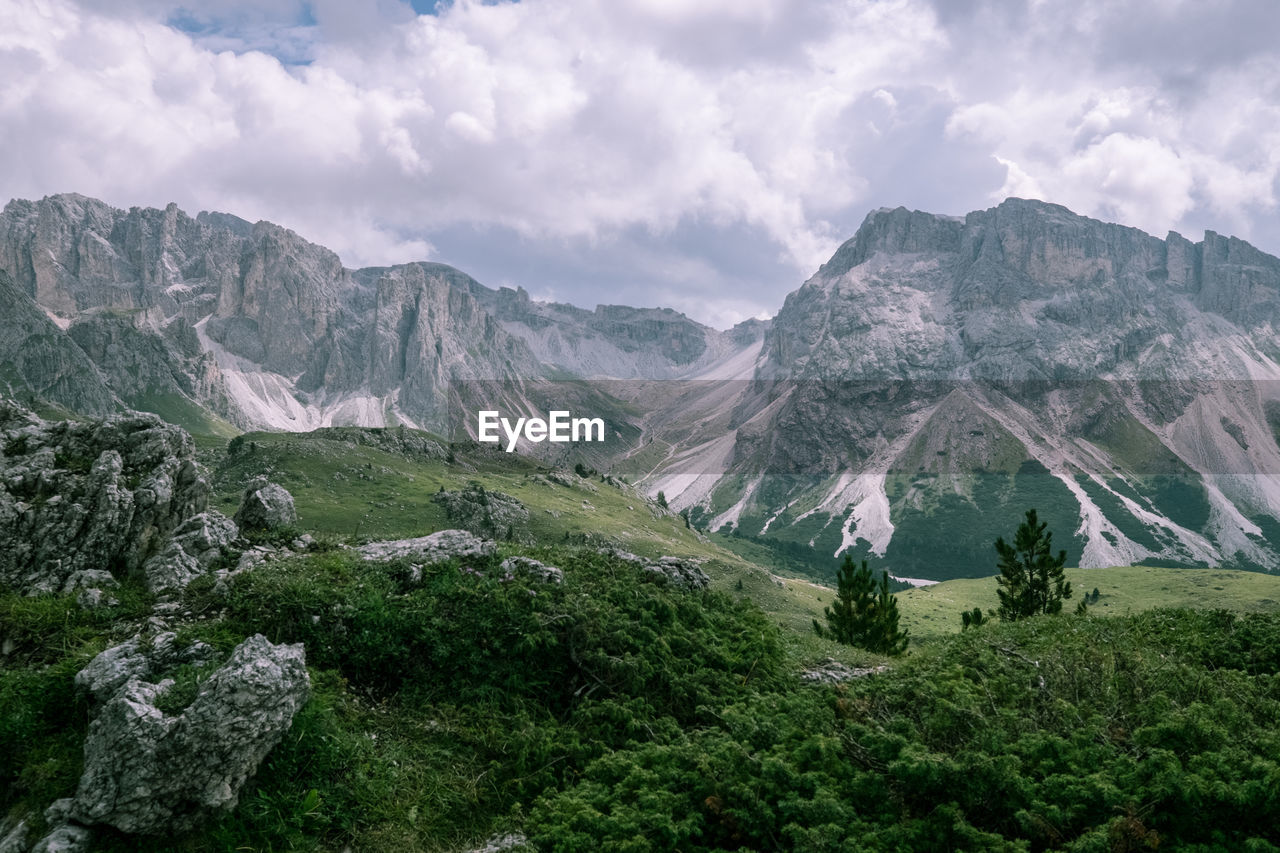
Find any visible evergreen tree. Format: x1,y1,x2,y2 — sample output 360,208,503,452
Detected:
814,556,909,655
995,508,1072,620
868,571,910,655
655,491,668,509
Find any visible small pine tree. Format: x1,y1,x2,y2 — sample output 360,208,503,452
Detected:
814,555,876,645
656,491,668,509
960,607,989,630
813,556,909,655
868,572,910,655
995,508,1073,620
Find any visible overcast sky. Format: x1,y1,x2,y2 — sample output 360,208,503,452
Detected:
3,0,1278,328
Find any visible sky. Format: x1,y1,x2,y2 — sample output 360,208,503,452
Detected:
2,0,1278,329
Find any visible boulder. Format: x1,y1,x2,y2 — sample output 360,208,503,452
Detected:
598,548,710,591
141,510,238,594
800,659,890,684
232,478,297,532
499,556,563,584
70,634,309,834
358,529,496,564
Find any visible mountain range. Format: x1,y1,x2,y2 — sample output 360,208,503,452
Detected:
5,192,1280,580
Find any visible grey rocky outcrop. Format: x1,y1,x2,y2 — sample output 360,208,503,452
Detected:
61,570,120,610
498,556,563,584
467,832,531,853
0,405,209,596
69,634,309,834
431,482,528,538
0,820,31,853
233,478,297,532
800,659,890,684
598,548,711,591
141,510,239,595
357,529,495,564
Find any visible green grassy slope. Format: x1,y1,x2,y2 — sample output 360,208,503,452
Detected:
207,428,839,636
204,428,1280,645
899,564,1280,636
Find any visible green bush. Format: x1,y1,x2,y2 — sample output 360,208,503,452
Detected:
527,610,1280,851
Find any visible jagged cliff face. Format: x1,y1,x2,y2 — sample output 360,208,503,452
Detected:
639,199,1280,579
0,195,556,430
7,192,1280,580
467,282,763,379
0,194,753,432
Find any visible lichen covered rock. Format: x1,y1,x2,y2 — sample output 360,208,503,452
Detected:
0,406,208,596
598,548,711,591
70,634,309,834
499,556,563,584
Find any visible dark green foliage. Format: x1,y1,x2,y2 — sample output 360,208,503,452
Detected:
528,610,1280,851
961,607,989,629
216,547,783,719
9,540,1280,851
655,490,668,509
814,556,909,655
884,462,1087,580
996,508,1073,620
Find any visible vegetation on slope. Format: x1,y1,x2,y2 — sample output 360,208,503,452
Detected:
6,553,1280,850
5,427,1280,851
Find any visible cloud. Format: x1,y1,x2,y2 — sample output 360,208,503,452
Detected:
0,0,1278,327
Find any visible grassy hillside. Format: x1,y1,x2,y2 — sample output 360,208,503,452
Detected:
899,564,1280,636
206,428,1280,642
7,557,1280,851
206,428,840,636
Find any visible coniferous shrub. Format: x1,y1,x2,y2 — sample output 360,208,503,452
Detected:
995,508,1073,620
813,555,909,654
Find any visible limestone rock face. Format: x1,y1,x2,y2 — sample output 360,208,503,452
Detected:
0,269,118,417
0,404,208,595
357,529,496,564
0,195,552,432
470,283,748,379
233,479,297,532
636,197,1280,579
70,634,309,834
